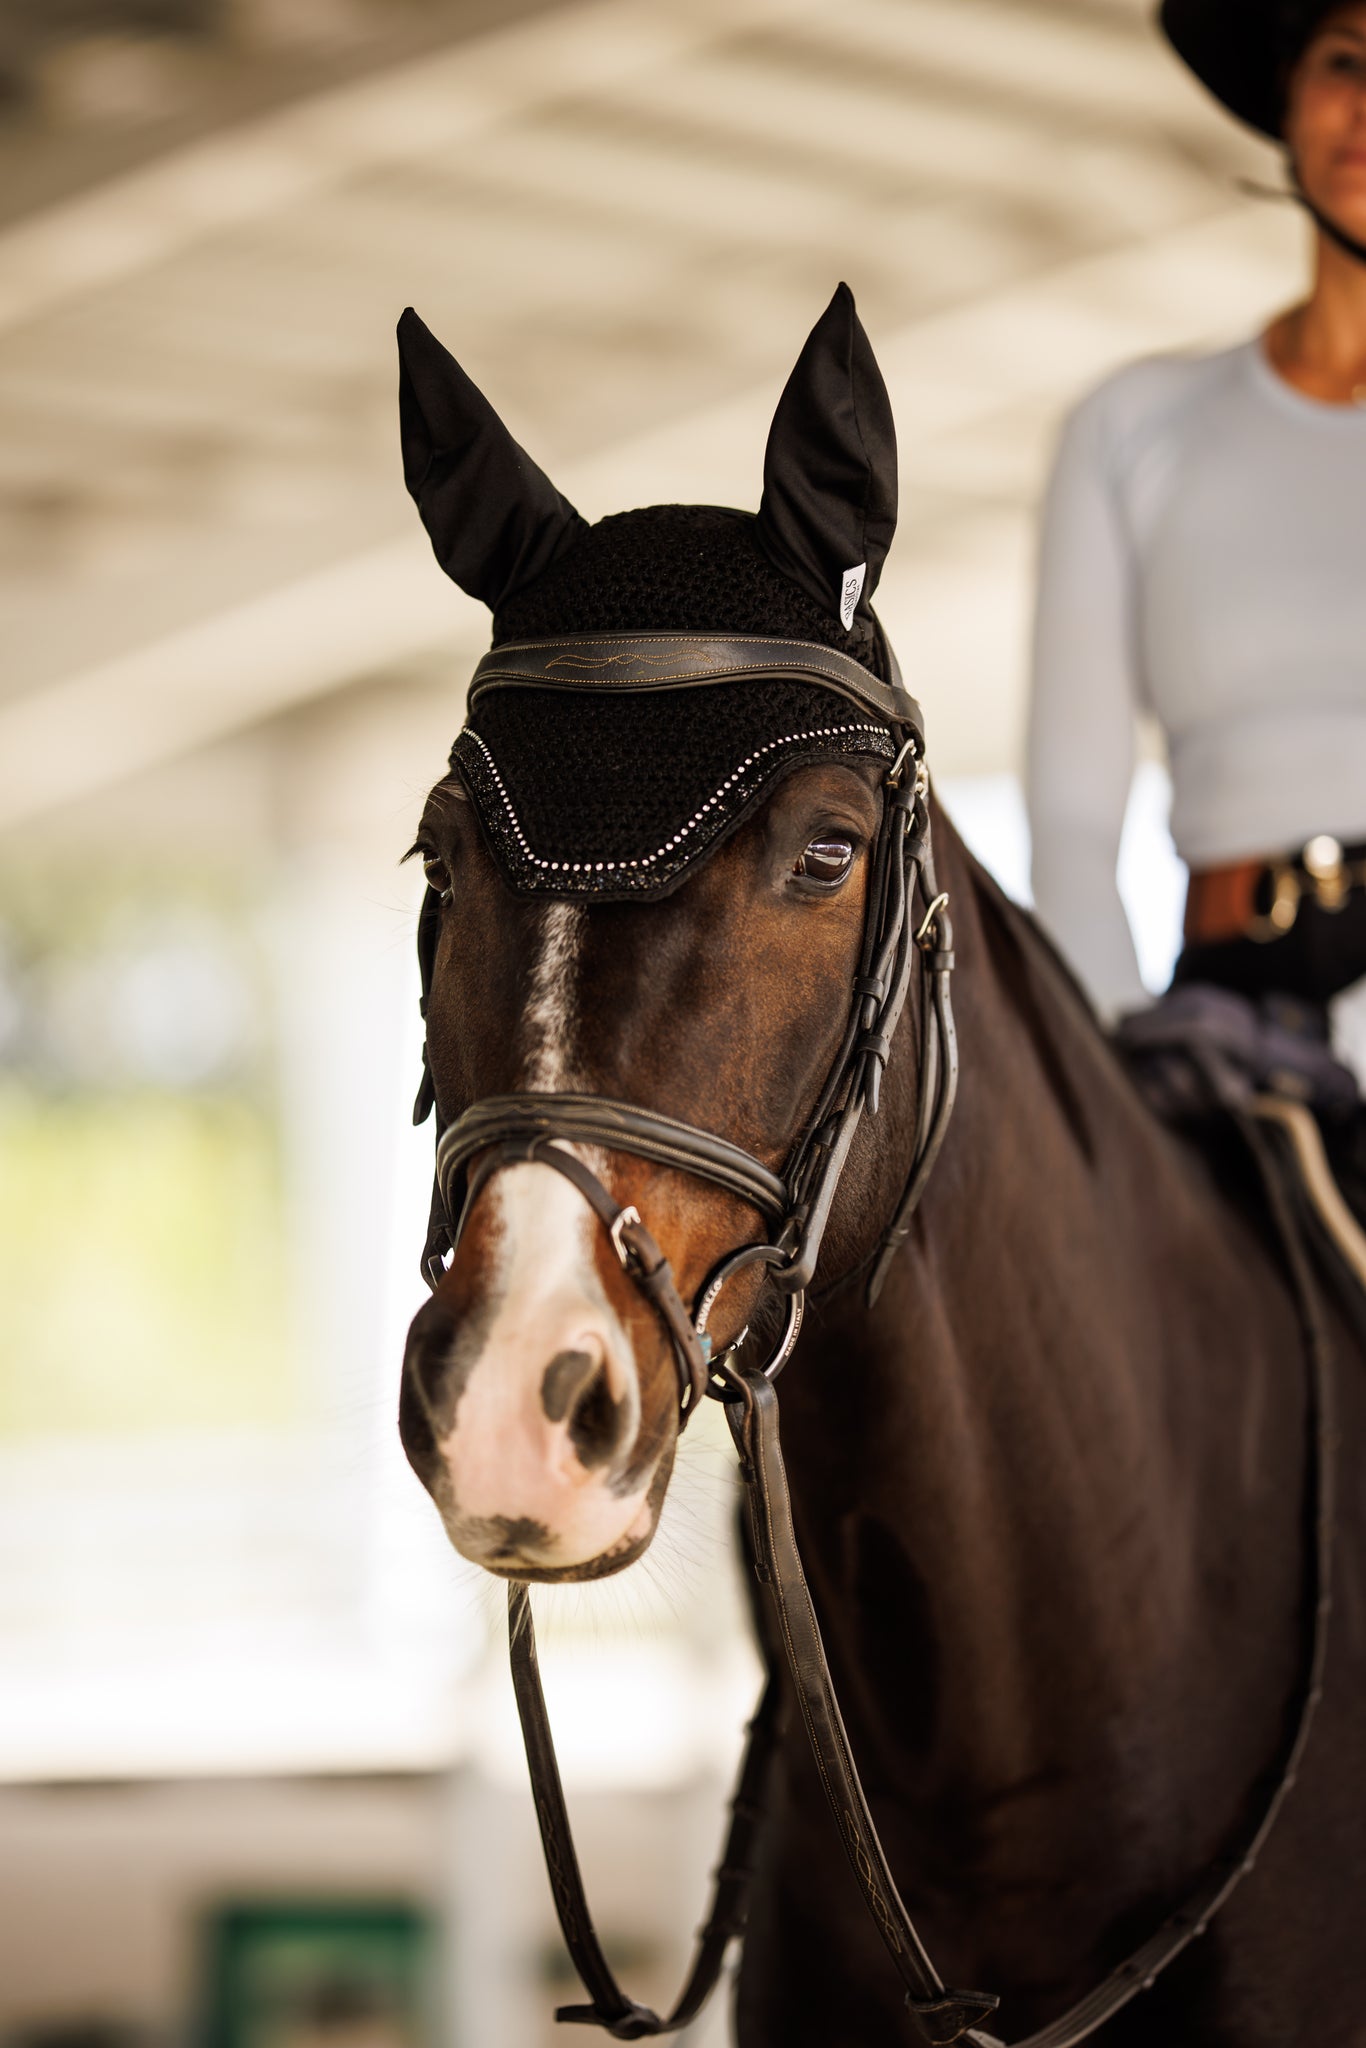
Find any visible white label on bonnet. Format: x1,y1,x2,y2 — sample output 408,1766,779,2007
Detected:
839,563,866,632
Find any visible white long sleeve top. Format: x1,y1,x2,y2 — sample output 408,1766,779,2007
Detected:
1026,337,1366,1014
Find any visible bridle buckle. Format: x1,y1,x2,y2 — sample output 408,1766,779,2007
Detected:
915,891,950,950
1248,863,1301,943
610,1204,643,1269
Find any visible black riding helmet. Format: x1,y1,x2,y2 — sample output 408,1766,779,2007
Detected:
1159,0,1348,136
1160,0,1366,263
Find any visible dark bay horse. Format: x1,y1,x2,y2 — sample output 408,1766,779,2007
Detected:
395,290,1366,2046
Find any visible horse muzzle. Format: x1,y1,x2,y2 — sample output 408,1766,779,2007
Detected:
400,1157,676,1575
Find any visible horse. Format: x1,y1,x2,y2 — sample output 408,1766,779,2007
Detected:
393,288,1366,2047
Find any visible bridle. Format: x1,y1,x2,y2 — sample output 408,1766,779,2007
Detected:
411,638,1336,2046
427,721,956,1396
417,632,959,1365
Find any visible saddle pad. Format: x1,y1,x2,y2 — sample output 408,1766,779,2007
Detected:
1252,1096,1366,1296
1115,981,1360,1120
1116,979,1366,1311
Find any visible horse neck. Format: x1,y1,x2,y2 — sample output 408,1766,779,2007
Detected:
793,820,1308,1915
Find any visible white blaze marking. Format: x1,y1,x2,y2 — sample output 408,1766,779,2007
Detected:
438,899,656,1566
523,900,585,1090
443,1162,644,1533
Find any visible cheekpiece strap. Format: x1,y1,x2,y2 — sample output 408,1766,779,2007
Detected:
468,631,924,742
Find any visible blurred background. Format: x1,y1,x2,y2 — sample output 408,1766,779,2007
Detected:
0,1,1301,2042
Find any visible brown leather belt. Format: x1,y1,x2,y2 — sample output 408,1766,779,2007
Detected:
1184,835,1366,947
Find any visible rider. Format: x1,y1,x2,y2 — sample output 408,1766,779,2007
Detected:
1026,0,1366,1047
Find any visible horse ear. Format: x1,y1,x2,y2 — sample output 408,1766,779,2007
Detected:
755,283,897,634
397,307,588,612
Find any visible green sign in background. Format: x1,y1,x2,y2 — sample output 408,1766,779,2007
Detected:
198,1901,436,2048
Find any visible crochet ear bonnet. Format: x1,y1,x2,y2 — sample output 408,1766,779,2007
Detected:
398,284,917,900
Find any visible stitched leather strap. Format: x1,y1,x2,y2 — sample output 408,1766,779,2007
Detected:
469,631,924,739
437,1095,789,1226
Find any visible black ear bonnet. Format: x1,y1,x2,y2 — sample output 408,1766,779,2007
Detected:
398,286,915,902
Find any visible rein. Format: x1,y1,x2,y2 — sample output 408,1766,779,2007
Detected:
415,655,1337,2045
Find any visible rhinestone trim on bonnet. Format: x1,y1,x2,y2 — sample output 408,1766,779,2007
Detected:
452,720,896,898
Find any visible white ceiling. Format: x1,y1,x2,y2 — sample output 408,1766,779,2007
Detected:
0,0,1303,824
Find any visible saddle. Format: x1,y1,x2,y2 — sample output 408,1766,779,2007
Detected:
1115,981,1366,1307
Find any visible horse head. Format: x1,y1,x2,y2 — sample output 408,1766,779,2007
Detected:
397,287,934,1584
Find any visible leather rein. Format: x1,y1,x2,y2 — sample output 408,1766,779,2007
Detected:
414,659,1336,2046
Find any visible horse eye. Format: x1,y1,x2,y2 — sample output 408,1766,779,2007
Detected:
793,836,854,886
423,855,453,901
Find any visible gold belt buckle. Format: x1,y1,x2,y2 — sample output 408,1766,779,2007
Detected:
1248,862,1301,942
1247,834,1361,941
1303,833,1349,913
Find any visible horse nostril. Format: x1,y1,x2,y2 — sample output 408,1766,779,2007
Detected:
541,1348,597,1422
404,1297,457,1406
541,1348,627,1471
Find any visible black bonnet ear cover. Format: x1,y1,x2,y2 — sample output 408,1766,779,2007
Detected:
754,282,897,635
398,306,588,612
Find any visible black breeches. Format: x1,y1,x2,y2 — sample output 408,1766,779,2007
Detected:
1174,874,1366,1008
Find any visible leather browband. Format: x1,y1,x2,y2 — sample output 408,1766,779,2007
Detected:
469,632,924,741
